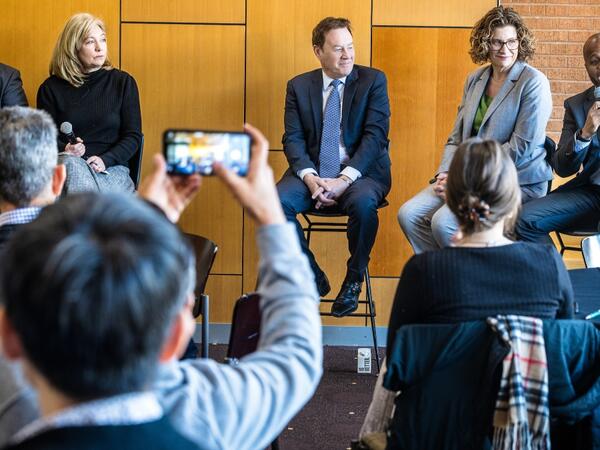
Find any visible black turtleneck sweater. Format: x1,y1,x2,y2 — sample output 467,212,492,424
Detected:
36,68,142,168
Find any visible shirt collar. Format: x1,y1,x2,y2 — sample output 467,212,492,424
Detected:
321,71,347,92
0,207,42,227
11,391,163,445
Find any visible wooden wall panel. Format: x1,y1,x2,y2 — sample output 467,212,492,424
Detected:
121,24,245,274
246,0,372,147
0,0,119,107
122,0,245,24
373,0,496,27
371,28,477,275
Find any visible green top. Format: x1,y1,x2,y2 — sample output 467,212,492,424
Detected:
472,93,494,135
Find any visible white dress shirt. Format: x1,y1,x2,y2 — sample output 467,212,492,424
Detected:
297,71,362,182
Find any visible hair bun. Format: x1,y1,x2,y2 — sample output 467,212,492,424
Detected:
457,196,491,225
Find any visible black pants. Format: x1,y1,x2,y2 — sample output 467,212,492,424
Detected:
276,171,388,283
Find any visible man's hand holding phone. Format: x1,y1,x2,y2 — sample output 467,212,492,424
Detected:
213,123,285,226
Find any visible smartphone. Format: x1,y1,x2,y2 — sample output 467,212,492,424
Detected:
163,129,251,176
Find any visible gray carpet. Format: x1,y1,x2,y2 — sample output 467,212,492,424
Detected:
202,344,380,450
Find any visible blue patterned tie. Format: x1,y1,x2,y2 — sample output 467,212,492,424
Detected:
319,79,342,178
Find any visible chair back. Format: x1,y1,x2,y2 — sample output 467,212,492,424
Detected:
544,136,556,192
227,292,261,360
581,234,600,268
184,233,218,317
128,134,144,189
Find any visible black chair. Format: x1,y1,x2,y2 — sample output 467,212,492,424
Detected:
128,135,144,189
184,233,218,359
226,292,261,363
301,200,388,374
226,293,280,450
543,135,599,255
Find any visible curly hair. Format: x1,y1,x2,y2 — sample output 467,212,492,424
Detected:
469,6,535,64
446,139,521,236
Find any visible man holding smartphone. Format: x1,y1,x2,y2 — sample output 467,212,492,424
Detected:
277,17,391,317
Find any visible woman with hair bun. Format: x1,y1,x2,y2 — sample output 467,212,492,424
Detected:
386,139,573,357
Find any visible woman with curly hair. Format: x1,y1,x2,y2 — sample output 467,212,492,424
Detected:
387,139,573,355
37,13,142,194
398,6,553,254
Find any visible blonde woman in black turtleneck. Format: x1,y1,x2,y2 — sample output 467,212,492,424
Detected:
386,139,574,360
37,13,142,194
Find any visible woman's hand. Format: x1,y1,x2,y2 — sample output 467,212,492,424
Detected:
64,138,86,157
433,172,448,200
87,156,106,173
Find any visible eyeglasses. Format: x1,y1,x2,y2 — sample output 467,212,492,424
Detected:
489,38,519,51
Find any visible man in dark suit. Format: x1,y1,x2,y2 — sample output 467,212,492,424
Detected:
0,107,65,251
277,17,391,317
517,33,600,242
0,63,28,107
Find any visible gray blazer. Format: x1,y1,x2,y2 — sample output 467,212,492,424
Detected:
437,60,553,186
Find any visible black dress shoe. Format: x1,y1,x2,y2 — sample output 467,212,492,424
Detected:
331,281,361,317
316,272,331,298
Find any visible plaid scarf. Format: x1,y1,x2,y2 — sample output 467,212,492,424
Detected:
487,315,550,450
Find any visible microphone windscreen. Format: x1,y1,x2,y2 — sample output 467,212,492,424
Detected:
60,122,73,134
594,86,600,100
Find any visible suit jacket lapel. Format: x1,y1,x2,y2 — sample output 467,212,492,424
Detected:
479,60,525,131
309,70,323,137
342,68,359,134
583,87,595,123
462,68,489,140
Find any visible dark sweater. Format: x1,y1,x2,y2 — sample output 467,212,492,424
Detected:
36,68,142,168
0,224,21,252
3,417,199,450
386,242,575,360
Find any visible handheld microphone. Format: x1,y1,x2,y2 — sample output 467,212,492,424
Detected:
59,122,78,145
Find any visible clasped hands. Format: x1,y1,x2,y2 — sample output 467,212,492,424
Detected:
432,172,448,200
303,173,350,209
64,138,106,173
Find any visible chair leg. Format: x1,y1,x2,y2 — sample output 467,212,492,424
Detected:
555,231,567,256
201,294,209,359
365,267,380,374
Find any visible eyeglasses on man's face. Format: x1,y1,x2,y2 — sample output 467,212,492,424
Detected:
489,38,519,51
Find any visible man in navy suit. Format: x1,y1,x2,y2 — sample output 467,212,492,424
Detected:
0,63,28,107
277,17,391,317
517,33,600,242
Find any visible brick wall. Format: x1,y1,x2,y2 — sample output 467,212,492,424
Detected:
502,1,598,141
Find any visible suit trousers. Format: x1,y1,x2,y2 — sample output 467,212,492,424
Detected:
277,172,388,282
516,184,600,244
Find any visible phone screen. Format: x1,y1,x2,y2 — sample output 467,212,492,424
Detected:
163,129,251,176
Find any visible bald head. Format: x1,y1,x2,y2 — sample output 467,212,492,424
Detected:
584,33,600,87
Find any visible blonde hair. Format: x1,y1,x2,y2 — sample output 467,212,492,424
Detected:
49,13,112,87
446,139,521,236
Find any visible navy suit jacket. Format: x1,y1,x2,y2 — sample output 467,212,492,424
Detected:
282,65,391,189
0,63,28,107
553,86,600,189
